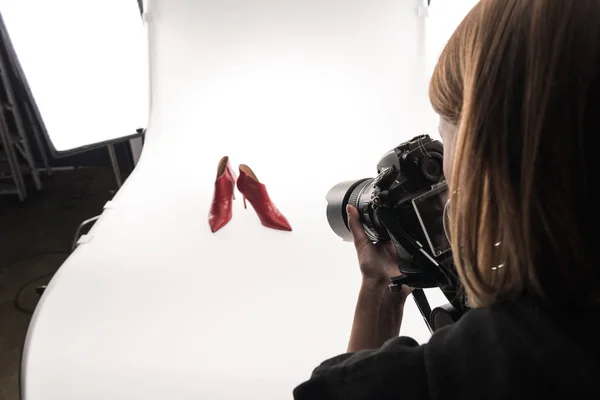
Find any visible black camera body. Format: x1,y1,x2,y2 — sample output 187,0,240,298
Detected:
326,135,467,331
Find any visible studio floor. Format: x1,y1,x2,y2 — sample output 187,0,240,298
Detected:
0,167,118,400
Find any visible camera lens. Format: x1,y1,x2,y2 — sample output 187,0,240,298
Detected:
325,179,388,242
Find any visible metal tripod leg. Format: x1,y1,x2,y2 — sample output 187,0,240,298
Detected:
107,144,122,188
0,57,42,191
25,104,51,177
0,111,26,201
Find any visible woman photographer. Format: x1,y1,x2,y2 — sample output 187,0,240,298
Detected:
294,0,600,398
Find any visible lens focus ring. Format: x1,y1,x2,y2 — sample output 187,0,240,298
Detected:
348,179,371,209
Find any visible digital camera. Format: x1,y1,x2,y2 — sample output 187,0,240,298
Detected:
325,134,466,331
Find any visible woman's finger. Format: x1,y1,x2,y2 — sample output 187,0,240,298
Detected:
347,205,372,253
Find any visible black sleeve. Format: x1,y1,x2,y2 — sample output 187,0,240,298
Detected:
293,336,430,400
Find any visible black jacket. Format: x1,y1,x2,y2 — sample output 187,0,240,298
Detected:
294,297,600,399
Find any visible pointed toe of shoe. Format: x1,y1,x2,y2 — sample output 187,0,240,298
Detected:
276,220,293,231
263,217,292,231
209,213,232,233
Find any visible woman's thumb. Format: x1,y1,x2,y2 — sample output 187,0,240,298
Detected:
347,205,371,251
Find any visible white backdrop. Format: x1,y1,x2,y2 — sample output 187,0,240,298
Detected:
22,0,477,399
425,0,480,78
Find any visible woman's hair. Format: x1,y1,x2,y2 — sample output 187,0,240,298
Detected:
430,0,600,308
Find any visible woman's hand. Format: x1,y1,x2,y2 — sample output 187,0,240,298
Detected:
346,204,413,351
346,205,412,302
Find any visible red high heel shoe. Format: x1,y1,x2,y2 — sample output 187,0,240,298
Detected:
208,156,237,233
237,164,292,231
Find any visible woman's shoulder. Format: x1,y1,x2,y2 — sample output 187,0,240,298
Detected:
425,298,600,398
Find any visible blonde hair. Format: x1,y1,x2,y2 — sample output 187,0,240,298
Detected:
430,0,600,308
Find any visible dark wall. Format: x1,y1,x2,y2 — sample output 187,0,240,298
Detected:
50,142,135,174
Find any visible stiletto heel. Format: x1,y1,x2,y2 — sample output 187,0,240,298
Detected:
237,164,292,231
208,156,237,233
243,196,247,209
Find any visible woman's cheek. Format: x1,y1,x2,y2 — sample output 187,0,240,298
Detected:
443,142,453,184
